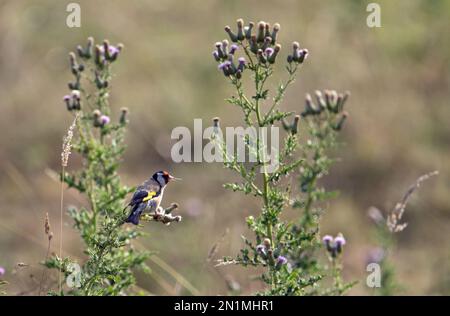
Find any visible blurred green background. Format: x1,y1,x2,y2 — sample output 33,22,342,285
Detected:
0,0,449,295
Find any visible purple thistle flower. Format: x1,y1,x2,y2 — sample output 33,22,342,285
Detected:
334,235,346,247
100,115,110,126
275,255,288,269
212,50,220,62
229,44,239,55
265,47,274,57
322,235,333,245
0,266,5,276
108,46,119,55
256,244,266,255
218,61,231,70
63,95,71,101
108,45,120,61
237,57,246,74
322,235,334,252
334,234,346,255
277,256,288,265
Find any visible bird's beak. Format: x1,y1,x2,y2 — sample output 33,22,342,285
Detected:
169,175,182,181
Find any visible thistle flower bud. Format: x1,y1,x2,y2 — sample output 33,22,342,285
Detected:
334,233,346,254
71,90,80,100
212,50,220,62
235,69,242,79
85,37,94,58
109,45,121,61
218,61,232,76
334,112,348,131
302,93,319,116
289,42,309,64
63,95,72,111
282,114,300,135
265,47,274,57
237,57,246,65
237,57,246,73
263,238,271,249
93,110,102,127
94,71,108,89
76,45,84,58
327,90,339,111
229,44,239,55
236,18,245,41
267,44,281,64
298,48,308,63
322,235,333,251
227,56,237,74
69,52,78,75
68,80,79,90
257,49,266,64
225,26,238,43
276,255,288,269
256,244,267,256
264,23,271,38
119,107,129,125
323,233,347,258
271,23,280,44
215,42,225,59
244,22,254,40
256,21,266,43
103,40,111,60
221,39,229,57
69,52,76,65
336,91,350,112
249,35,258,54
261,36,272,51
315,90,326,110
95,45,104,67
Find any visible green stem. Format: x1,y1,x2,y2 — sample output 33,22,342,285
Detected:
253,64,277,289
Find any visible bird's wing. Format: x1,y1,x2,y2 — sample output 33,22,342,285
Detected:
129,178,161,206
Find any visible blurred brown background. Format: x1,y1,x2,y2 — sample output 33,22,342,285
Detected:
0,0,449,295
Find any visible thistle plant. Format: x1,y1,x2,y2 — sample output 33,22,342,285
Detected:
212,19,352,295
43,37,169,295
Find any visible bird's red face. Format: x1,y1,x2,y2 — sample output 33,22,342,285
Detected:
153,170,179,186
162,171,173,183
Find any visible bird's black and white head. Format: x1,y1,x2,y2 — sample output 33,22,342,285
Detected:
152,170,178,187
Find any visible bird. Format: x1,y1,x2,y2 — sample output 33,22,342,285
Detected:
124,171,179,225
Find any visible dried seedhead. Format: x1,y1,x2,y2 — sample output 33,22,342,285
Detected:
386,171,438,233
61,114,79,167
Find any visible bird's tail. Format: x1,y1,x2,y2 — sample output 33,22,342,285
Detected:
125,204,143,225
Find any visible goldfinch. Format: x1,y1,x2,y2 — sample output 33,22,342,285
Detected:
125,171,178,225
